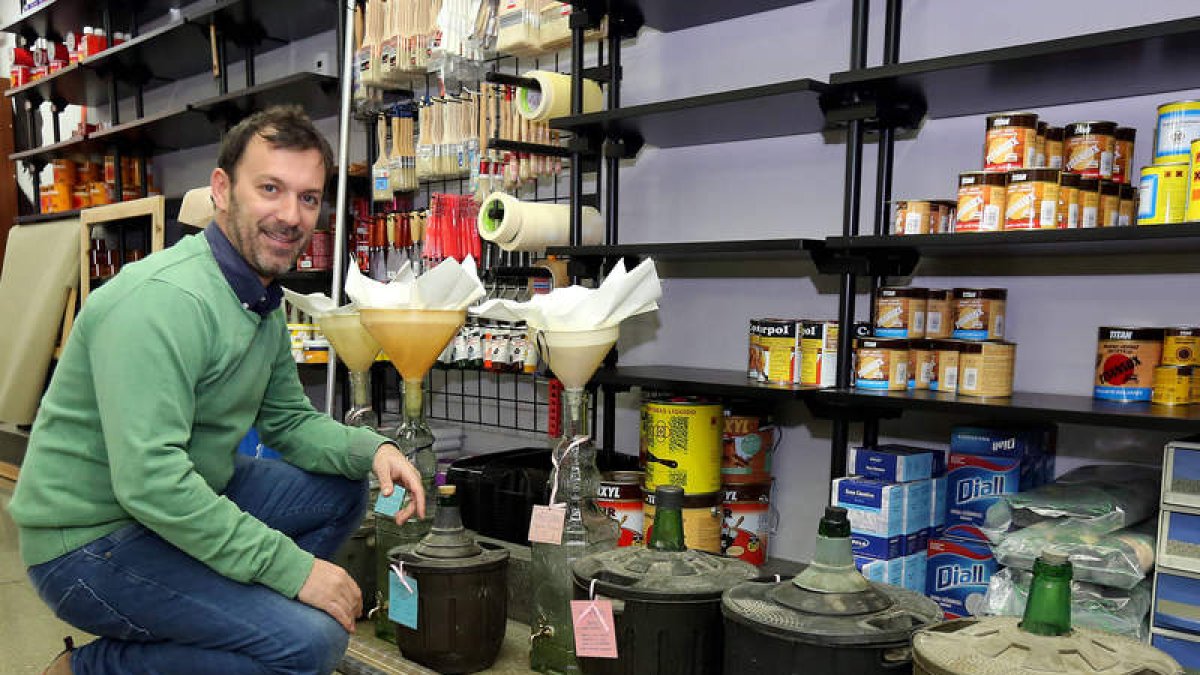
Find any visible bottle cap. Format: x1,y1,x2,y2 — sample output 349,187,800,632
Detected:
1040,546,1070,566
654,485,684,510
820,505,851,537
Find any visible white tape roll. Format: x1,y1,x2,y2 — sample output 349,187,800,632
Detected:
477,192,522,244
477,191,603,251
516,70,603,122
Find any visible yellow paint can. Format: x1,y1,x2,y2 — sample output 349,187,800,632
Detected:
641,398,723,494
1137,163,1188,225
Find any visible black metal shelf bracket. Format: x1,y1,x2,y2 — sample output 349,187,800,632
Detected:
808,241,919,277
820,86,927,132
805,394,903,424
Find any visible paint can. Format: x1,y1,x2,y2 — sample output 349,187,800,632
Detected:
720,482,774,566
855,337,909,391
721,411,776,484
1152,365,1193,406
1094,327,1165,402
641,398,723,494
800,319,839,388
598,471,645,547
1064,120,1117,179
1164,327,1200,366
1154,100,1200,165
1138,163,1188,225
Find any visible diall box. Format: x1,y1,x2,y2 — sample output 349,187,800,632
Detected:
944,453,1019,542
926,537,998,619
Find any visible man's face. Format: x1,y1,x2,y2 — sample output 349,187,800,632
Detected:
211,133,325,284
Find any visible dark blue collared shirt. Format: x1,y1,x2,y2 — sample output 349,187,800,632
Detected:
204,223,283,316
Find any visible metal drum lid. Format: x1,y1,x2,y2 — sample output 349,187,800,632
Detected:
912,617,1182,675
572,547,758,602
722,577,943,647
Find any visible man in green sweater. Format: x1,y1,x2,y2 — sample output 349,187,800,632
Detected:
9,106,426,675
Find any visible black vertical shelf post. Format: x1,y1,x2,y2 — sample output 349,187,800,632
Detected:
830,0,871,482
861,0,903,450
568,10,587,253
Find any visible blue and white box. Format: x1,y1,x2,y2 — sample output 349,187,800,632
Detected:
929,475,947,539
903,552,928,594
1154,570,1200,634
926,538,998,619
855,555,903,587
849,444,946,483
950,424,1055,491
945,452,1020,542
833,476,931,558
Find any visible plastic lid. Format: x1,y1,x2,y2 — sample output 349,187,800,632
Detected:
912,617,1182,674
655,485,684,510
83,27,94,35
572,548,758,601
819,506,850,538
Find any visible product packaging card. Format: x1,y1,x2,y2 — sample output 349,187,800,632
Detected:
926,538,997,619
945,453,1020,542
849,444,946,483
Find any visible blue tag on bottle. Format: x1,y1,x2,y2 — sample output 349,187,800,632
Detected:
374,487,408,517
388,572,419,629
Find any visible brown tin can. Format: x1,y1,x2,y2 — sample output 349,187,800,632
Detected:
1058,172,1081,228
1005,168,1060,230
1034,121,1048,167
875,287,928,339
747,319,763,380
894,200,938,235
1118,183,1137,227
1113,127,1137,184
935,200,958,233
1152,365,1192,406
985,112,1038,171
930,339,964,393
957,340,1017,398
855,337,910,391
910,339,935,390
952,288,1007,341
925,289,953,339
1044,126,1065,170
1099,180,1122,228
1094,327,1165,402
644,489,722,553
1164,327,1200,366
1077,177,1101,228
957,171,1008,232
1065,121,1118,179
598,471,645,547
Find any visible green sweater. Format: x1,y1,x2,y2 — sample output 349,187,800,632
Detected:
9,233,385,598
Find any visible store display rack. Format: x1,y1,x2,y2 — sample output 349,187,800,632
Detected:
548,3,1200,473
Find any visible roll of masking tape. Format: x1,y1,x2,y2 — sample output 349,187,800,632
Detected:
516,70,603,122
477,192,523,244
477,192,603,251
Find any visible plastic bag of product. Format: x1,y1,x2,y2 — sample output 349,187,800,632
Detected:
983,567,1152,639
984,464,1160,539
992,519,1156,589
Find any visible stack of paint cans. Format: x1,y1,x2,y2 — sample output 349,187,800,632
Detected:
747,318,840,388
855,286,1016,398
1095,326,1200,405
639,397,725,553
719,408,776,566
1138,101,1200,225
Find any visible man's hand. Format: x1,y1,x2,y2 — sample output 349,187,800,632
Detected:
297,559,362,632
373,443,426,524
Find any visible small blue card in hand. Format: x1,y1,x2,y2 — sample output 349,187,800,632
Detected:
374,487,408,517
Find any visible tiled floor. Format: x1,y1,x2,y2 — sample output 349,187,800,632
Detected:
0,480,92,675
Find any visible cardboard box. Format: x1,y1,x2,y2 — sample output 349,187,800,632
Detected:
926,538,998,619
833,476,931,558
950,424,1056,490
944,453,1020,542
855,555,903,587
849,444,946,483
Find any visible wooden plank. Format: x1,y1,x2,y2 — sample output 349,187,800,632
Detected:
0,460,19,481
78,195,165,305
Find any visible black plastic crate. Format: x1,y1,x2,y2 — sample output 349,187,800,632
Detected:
448,447,640,546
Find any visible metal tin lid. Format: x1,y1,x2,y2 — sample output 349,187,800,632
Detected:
1008,168,1060,183
722,577,942,647
857,338,910,350
879,286,929,299
571,547,758,602
953,288,1007,301
986,112,1038,128
912,617,1182,674
1065,121,1118,135
1097,326,1166,341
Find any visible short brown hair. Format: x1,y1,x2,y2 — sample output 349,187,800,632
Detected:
217,105,334,188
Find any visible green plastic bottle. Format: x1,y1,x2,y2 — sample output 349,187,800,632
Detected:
1019,547,1073,637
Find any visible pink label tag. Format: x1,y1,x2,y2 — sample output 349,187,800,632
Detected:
528,504,566,544
571,599,618,659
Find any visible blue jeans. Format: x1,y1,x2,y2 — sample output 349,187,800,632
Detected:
27,455,368,675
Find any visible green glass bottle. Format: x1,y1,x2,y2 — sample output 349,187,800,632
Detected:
1019,547,1073,637
648,485,686,552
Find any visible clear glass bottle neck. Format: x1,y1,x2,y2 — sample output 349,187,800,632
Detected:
349,370,372,410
